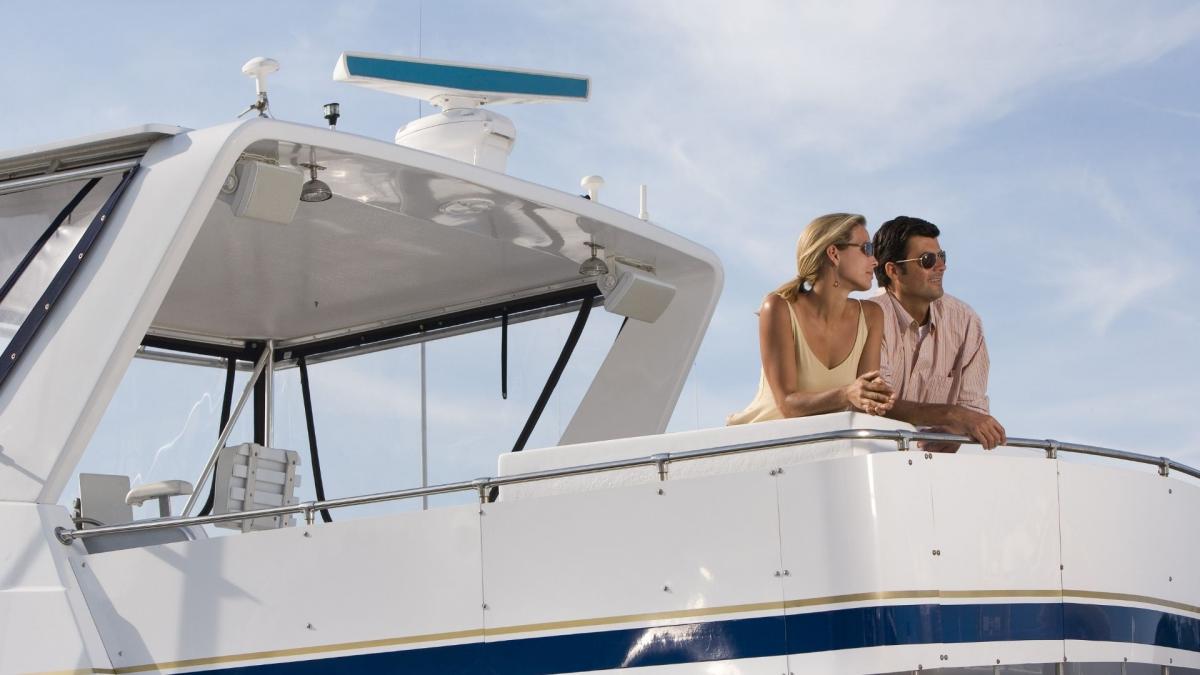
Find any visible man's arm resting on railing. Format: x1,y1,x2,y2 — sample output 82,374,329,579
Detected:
886,400,1007,451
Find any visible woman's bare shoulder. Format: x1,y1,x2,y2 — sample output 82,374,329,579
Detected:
759,293,794,330
761,292,790,313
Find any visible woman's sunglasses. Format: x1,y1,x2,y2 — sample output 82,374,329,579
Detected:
836,241,875,256
894,250,947,269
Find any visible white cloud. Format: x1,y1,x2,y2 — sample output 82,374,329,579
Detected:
1007,382,1200,464
1032,169,1185,334
591,1,1200,168
1047,255,1179,334
526,1,1200,298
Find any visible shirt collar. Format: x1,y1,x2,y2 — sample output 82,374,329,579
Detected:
885,290,939,334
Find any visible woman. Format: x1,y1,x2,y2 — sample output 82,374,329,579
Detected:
728,213,894,424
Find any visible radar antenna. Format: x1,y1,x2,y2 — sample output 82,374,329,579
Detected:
333,52,589,173
238,57,280,118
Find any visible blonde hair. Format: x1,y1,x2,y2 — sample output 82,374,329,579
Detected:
773,213,867,302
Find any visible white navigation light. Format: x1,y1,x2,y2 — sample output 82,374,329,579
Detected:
239,57,280,118
333,52,589,173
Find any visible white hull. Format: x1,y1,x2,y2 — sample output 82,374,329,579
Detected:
6,417,1198,674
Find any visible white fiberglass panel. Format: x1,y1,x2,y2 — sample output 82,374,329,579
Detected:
75,505,483,671
556,655,789,675
930,454,1065,668
157,176,583,341
929,453,1062,591
499,412,913,500
1063,639,1200,672
785,643,955,674
776,452,945,669
479,470,786,658
0,504,110,675
1059,461,1193,605
777,452,937,599
1058,460,1200,668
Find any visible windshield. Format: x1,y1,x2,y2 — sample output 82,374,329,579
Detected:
64,307,622,524
0,173,125,354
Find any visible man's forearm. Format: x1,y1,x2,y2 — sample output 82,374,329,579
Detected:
886,399,962,429
887,399,1006,450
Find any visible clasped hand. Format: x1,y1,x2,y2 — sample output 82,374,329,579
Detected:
845,371,895,416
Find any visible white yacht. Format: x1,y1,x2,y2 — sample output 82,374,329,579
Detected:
0,52,1196,675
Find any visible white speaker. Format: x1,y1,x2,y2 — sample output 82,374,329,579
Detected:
231,161,303,225
602,271,676,323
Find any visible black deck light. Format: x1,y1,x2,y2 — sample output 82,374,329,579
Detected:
323,102,340,129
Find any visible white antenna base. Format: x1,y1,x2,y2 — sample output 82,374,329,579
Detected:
395,108,516,172
239,57,280,118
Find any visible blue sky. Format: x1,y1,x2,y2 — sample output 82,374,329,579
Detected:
3,1,1198,510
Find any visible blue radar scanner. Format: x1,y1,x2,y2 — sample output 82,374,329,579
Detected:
334,52,589,107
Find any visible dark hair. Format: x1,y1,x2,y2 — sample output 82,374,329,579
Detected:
872,215,941,287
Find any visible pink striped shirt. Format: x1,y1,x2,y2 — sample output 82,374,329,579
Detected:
867,290,990,414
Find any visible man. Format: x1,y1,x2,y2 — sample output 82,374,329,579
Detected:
868,216,1005,452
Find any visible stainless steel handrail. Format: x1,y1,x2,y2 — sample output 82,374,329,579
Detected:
0,159,140,197
54,428,1200,544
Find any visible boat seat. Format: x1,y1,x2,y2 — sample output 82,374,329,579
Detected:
77,473,134,528
125,479,193,517
76,473,207,554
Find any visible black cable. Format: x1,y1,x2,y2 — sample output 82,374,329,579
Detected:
199,356,238,517
510,296,593,454
489,298,594,504
219,357,236,432
253,375,266,446
501,308,508,400
299,356,332,522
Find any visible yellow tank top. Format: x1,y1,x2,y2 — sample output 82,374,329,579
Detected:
727,297,867,425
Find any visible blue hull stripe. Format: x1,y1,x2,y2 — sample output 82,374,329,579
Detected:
344,56,589,99
201,602,1200,674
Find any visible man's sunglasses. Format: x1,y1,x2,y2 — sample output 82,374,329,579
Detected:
894,250,947,269
836,241,875,256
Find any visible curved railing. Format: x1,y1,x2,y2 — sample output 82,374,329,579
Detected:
54,429,1200,545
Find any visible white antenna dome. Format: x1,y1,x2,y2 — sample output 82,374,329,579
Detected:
238,57,280,118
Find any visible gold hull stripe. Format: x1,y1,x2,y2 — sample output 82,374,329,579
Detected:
44,588,1197,674
1063,588,1200,616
